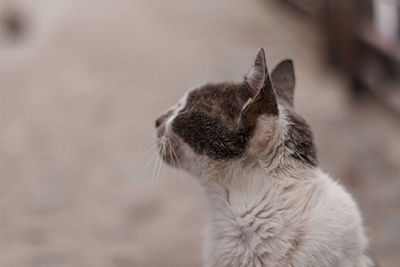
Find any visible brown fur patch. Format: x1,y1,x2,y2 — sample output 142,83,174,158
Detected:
169,82,258,160
284,113,317,167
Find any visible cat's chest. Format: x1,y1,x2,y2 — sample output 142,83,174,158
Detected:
208,184,303,265
211,196,288,256
210,208,298,267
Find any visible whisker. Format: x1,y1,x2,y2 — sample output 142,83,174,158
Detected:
135,144,157,159
167,139,181,183
143,149,157,174
141,151,157,185
167,141,177,185
170,139,187,181
150,145,161,187
155,143,165,186
167,139,183,176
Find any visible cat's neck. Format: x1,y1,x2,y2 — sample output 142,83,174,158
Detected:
203,158,317,212
200,110,319,216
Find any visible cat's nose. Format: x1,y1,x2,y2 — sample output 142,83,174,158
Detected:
155,111,172,128
155,117,162,128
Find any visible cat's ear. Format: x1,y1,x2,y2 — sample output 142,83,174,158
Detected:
242,48,278,118
245,48,266,96
271,59,295,107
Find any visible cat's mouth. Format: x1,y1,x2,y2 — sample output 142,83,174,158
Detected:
157,136,181,168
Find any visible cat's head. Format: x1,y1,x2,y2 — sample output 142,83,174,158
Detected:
155,48,316,177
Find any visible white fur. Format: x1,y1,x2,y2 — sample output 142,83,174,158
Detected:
202,167,371,267
160,103,373,267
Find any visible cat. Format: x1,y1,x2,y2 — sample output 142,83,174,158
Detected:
155,48,373,267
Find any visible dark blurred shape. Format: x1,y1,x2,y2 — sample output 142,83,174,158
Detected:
281,0,328,18
327,0,400,116
1,7,27,42
281,0,400,117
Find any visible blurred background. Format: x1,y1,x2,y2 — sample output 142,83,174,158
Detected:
1,0,400,266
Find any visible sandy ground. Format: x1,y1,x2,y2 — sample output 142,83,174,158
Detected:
1,0,400,266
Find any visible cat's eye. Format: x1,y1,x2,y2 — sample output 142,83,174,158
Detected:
180,103,192,113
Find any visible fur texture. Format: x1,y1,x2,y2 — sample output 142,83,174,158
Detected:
155,48,373,267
